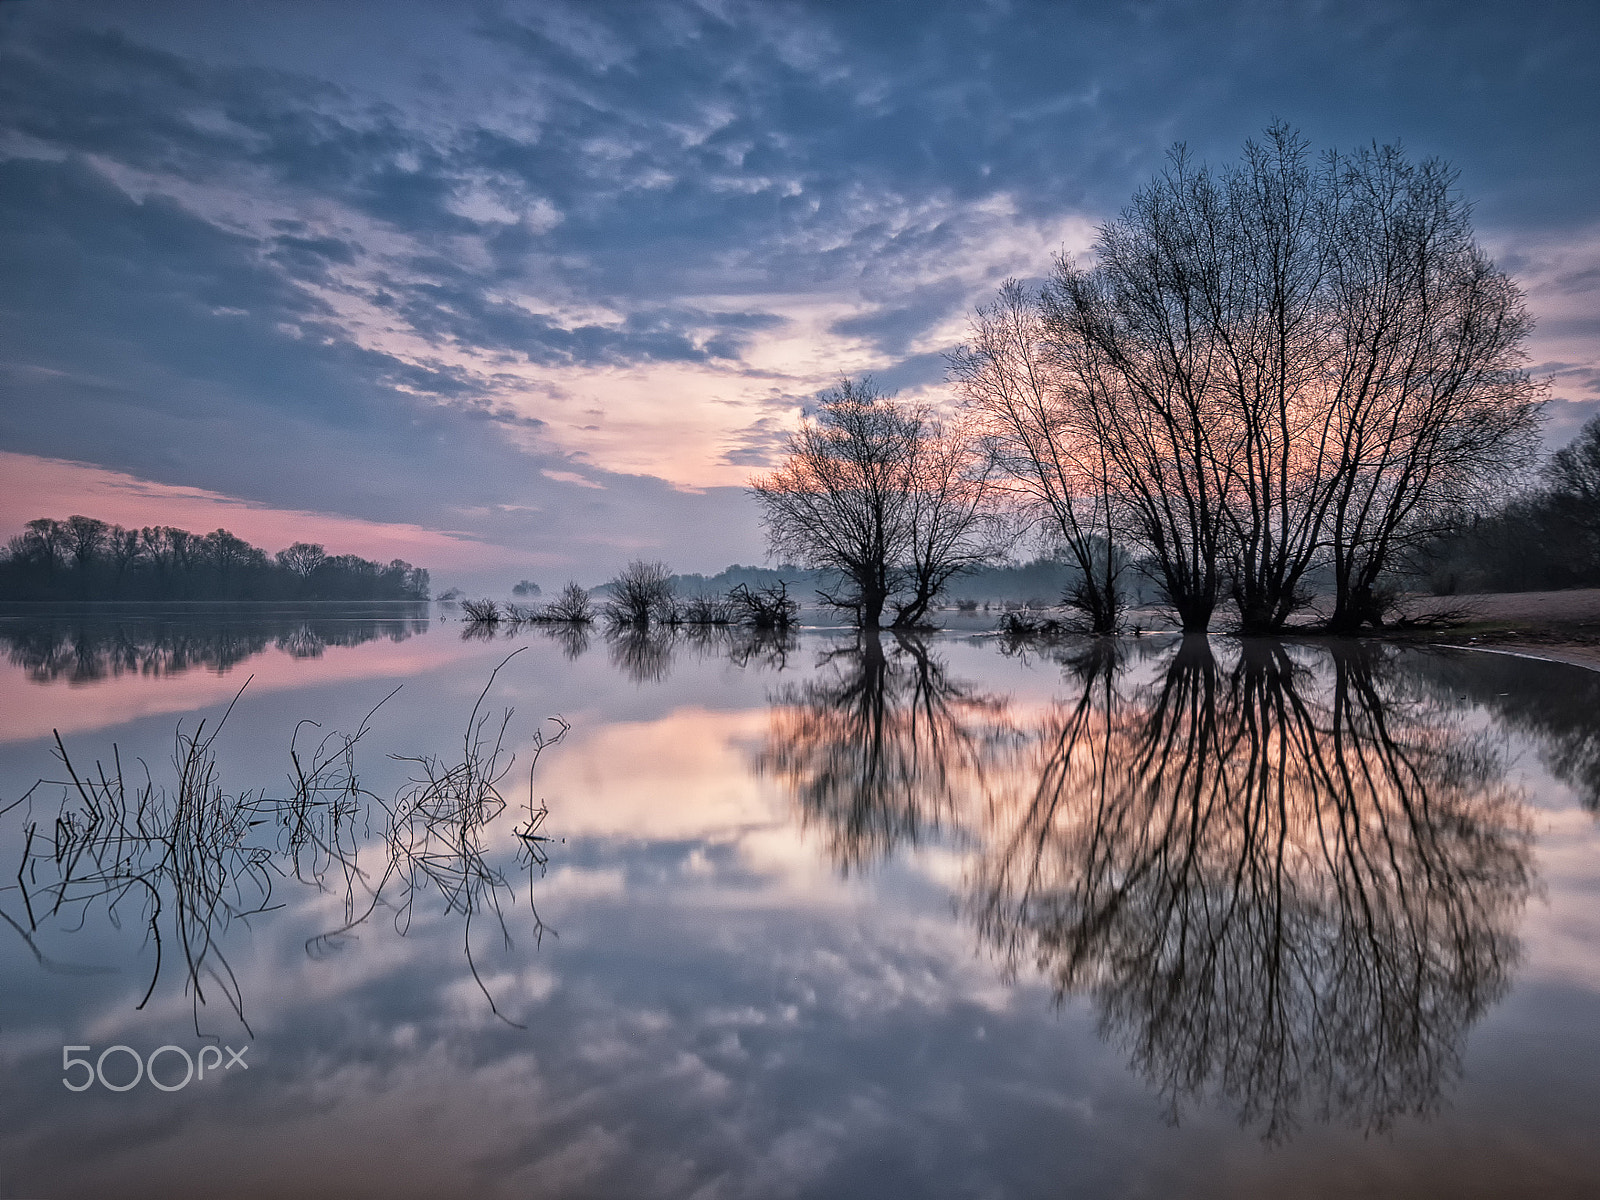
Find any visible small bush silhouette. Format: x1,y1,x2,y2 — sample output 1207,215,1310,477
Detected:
603,560,673,627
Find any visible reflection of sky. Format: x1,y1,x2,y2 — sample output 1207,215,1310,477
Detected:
3,2,1598,588
2,626,1600,1197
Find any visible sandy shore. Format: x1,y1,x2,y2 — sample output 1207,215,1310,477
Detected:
1390,588,1600,672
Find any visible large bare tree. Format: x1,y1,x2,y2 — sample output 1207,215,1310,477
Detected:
1044,178,1236,633
276,541,327,580
750,378,1000,629
1021,125,1540,632
950,280,1127,633
1319,144,1543,629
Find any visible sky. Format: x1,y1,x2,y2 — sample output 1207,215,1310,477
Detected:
1,0,1598,591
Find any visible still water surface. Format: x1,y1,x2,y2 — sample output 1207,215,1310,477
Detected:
1,604,1599,1198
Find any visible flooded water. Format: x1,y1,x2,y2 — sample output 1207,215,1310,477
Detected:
2,604,1599,1199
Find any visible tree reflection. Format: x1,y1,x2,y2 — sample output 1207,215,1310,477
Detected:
969,638,1531,1138
542,620,592,662
763,635,1534,1138
606,625,676,684
503,620,797,677
1408,649,1600,814
760,633,1012,871
1,605,428,682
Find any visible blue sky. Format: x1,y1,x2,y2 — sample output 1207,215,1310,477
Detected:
2,0,1597,588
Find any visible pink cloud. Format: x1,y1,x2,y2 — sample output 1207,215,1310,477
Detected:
0,451,523,570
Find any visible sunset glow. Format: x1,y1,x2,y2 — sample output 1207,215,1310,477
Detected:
3,2,1594,589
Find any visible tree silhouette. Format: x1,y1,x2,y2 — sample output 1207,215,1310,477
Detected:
751,379,1002,629
969,125,1542,632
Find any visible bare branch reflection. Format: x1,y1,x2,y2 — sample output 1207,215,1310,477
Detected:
1,605,428,682
542,620,592,661
760,633,1012,872
460,617,799,679
971,638,1532,1138
606,625,677,684
762,635,1534,1137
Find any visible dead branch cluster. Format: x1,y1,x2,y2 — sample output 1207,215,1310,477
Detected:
461,565,800,640
461,582,596,629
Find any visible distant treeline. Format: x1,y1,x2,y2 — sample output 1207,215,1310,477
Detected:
666,563,819,598
1424,413,1600,595
657,560,1104,607
0,516,430,601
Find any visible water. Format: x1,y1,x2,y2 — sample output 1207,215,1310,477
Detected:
1,604,1599,1198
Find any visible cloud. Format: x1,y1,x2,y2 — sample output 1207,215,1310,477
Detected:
720,415,795,469
2,0,1597,573
541,468,605,489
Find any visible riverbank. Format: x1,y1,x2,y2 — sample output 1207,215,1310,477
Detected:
1386,588,1600,672
1008,587,1600,673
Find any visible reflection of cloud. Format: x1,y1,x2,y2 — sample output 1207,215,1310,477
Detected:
7,881,1040,1197
542,866,627,900
541,707,779,839
0,690,1044,1193
3,633,1600,1196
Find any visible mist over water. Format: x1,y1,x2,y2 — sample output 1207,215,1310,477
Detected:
2,607,1599,1198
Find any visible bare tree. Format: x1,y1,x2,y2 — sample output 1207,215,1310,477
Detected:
276,542,327,579
541,581,595,624
1539,414,1600,583
107,524,142,587
1042,129,1336,632
1546,412,1600,504
751,378,1000,629
1044,179,1235,633
142,525,201,586
1035,126,1541,632
950,280,1126,632
1319,145,1543,630
23,518,69,576
1192,130,1344,632
603,559,674,627
64,515,110,573
752,379,915,629
204,528,267,581
892,408,1004,627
